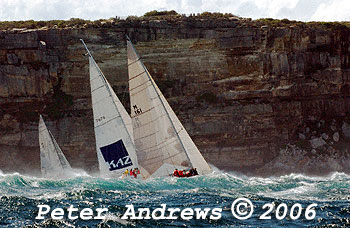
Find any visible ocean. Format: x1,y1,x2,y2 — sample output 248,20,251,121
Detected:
0,169,349,227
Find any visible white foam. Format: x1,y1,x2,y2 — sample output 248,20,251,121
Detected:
103,213,130,225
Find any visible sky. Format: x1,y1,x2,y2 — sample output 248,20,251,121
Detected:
0,0,349,22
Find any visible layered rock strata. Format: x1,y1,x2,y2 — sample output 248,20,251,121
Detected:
1,17,350,176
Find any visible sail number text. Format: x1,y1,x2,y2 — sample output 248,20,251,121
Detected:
108,155,132,169
96,116,106,123
133,105,142,115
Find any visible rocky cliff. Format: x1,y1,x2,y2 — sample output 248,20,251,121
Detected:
1,16,350,176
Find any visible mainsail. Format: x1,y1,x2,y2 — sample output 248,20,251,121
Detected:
81,39,139,177
38,115,72,177
127,38,212,178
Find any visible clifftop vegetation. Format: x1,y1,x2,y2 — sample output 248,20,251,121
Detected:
0,10,349,31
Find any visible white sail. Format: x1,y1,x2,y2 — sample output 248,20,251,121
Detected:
81,39,139,177
127,39,212,178
38,115,72,177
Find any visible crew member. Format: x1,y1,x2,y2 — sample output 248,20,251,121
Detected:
173,169,179,177
193,168,198,176
178,170,184,177
135,168,140,174
123,169,129,178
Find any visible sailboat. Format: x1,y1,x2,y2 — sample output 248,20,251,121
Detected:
80,39,140,178
127,37,212,178
38,115,73,177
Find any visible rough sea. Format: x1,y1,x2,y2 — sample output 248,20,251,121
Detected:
0,168,349,228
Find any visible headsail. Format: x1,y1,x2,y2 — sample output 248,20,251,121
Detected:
127,38,212,178
38,115,72,177
81,39,139,177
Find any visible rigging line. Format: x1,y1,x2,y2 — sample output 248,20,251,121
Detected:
127,39,193,170
120,82,128,113
130,45,183,172
48,129,66,169
127,42,178,171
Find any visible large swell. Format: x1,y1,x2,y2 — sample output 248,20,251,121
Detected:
0,169,349,227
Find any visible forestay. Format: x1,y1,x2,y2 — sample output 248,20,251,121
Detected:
127,39,212,178
81,39,139,177
39,115,72,177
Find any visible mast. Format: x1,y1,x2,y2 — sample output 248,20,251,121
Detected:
127,37,193,169
81,39,140,176
80,39,135,149
127,37,212,177
48,130,64,168
39,114,72,176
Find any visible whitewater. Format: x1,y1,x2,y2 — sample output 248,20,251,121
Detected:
0,168,349,227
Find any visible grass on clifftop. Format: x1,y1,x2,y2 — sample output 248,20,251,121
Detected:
0,18,93,30
0,10,349,31
0,10,240,31
256,18,350,29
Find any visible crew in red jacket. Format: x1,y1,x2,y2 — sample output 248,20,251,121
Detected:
173,169,179,177
178,170,184,177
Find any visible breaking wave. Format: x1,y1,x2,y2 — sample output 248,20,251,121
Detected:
0,170,349,227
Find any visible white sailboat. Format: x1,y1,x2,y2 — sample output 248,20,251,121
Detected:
38,115,73,177
81,39,140,178
127,38,212,178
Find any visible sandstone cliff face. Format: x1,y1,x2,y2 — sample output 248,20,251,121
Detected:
1,18,350,176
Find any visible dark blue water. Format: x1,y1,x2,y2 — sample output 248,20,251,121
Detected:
0,169,349,227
